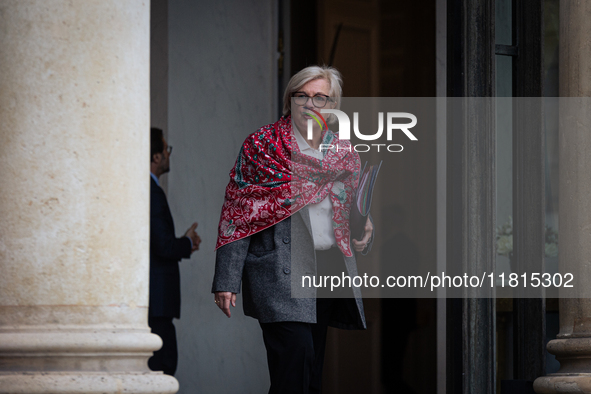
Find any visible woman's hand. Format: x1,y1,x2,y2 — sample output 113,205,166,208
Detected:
352,217,373,252
214,291,237,318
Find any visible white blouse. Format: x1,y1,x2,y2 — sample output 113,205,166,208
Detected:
293,128,337,250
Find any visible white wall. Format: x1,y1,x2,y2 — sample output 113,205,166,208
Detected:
166,1,277,392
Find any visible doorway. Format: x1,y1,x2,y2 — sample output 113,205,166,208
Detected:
290,1,437,392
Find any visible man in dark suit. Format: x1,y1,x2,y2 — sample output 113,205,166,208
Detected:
149,127,200,376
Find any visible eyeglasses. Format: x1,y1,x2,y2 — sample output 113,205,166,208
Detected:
292,93,333,108
165,146,173,154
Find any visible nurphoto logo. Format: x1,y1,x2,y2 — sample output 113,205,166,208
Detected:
305,108,418,153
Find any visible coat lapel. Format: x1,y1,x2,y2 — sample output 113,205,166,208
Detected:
298,207,313,237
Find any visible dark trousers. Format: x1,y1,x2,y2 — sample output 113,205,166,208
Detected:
259,248,345,394
260,298,337,394
148,316,178,376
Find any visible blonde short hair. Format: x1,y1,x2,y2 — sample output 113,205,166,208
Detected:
282,65,343,116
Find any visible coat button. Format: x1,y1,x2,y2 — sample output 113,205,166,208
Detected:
283,268,291,274
283,236,290,244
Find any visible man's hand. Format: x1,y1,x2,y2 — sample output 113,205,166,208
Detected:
191,234,201,252
352,216,373,252
184,222,201,252
214,291,237,318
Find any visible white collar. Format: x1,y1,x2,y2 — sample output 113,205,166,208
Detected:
293,126,319,153
150,172,160,187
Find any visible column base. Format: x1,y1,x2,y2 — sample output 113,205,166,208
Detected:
0,328,178,393
0,372,178,394
534,374,591,393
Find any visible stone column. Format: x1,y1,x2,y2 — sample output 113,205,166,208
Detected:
534,1,591,393
0,1,177,393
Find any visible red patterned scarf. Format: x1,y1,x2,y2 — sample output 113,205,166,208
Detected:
215,115,360,256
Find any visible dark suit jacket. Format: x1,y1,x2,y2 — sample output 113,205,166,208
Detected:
150,177,192,319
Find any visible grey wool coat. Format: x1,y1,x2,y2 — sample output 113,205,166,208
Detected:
212,207,367,330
